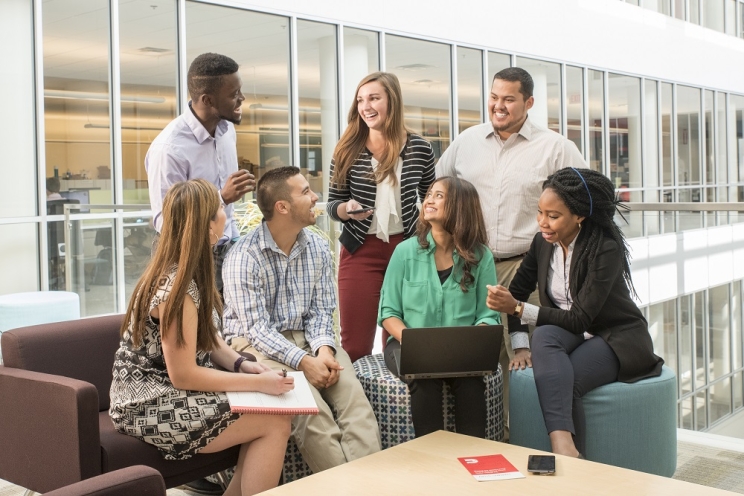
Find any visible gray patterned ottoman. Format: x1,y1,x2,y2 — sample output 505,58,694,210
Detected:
353,354,504,449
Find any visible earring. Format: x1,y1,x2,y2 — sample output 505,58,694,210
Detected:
209,230,218,245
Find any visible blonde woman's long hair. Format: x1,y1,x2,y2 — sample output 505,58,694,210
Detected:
122,179,221,352
330,72,409,187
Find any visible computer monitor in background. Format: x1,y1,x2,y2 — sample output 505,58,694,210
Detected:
61,189,90,213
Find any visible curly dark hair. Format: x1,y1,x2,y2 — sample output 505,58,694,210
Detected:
415,177,489,293
187,53,239,100
543,168,636,298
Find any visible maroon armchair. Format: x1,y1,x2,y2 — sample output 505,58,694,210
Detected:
43,466,166,496
0,315,239,493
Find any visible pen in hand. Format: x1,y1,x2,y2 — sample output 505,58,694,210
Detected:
282,368,287,378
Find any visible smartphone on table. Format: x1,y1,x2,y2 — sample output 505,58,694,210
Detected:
527,455,556,475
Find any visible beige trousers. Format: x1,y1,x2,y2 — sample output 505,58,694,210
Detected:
495,258,540,433
231,333,381,473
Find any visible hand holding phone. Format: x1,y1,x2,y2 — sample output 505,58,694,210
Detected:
527,455,556,475
347,207,375,215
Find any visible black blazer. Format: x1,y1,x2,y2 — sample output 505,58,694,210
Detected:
508,231,663,383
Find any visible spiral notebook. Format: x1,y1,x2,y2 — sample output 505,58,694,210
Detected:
226,371,319,415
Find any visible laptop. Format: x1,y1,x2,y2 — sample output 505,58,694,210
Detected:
395,325,503,380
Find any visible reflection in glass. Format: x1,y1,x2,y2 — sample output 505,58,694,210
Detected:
690,0,700,24
734,282,742,371
703,0,725,31
695,291,706,388
43,0,112,209
515,57,561,134
730,95,744,202
716,93,728,202
588,70,604,173
661,83,673,191
735,372,743,410
0,224,39,294
456,47,483,134
648,300,677,382
680,295,694,394
487,52,510,80
709,377,732,425
608,74,641,205
704,90,715,187
642,0,671,14
386,35,451,158
677,86,701,202
297,20,338,201
695,390,707,430
644,80,660,203
679,396,693,429
343,27,379,118
566,66,583,154
0,0,35,218
674,0,686,19
119,0,178,206
186,2,291,186
708,284,731,382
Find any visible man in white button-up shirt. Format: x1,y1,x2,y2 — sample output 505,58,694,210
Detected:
146,52,254,295
436,67,588,430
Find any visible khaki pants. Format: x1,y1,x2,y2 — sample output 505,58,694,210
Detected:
496,258,540,436
231,333,381,473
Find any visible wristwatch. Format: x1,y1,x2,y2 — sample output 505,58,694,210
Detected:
512,301,523,317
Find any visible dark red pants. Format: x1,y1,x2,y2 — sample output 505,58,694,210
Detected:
338,234,404,363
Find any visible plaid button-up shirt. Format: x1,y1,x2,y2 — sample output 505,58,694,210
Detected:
222,221,337,369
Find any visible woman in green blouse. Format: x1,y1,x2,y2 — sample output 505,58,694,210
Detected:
378,176,500,438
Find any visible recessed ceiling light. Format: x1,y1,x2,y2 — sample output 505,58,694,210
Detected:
138,47,171,54
396,64,435,71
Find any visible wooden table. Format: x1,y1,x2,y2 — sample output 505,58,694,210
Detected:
261,431,733,495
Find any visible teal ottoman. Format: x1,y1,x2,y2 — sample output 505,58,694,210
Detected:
509,365,677,477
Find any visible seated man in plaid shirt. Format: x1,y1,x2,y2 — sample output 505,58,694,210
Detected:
222,166,381,474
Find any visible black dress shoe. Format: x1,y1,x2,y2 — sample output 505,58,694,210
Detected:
183,478,224,495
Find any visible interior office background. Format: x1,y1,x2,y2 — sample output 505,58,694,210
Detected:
1,0,744,435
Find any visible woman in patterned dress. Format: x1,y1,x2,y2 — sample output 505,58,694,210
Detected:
110,179,294,495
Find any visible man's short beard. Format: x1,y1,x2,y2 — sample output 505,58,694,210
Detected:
220,113,241,125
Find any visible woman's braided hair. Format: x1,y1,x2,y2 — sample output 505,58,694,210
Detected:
543,168,636,298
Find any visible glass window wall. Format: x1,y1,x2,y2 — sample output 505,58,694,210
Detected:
118,0,178,206
566,66,584,154
297,20,339,201
386,35,452,158
456,47,483,134
186,2,291,185
677,86,702,202
661,83,674,200
703,0,726,31
342,27,379,123
608,74,642,201
515,57,561,134
43,0,113,209
487,52,510,81
644,80,660,203
588,70,605,172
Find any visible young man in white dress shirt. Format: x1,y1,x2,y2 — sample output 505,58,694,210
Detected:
146,52,254,295
436,67,589,430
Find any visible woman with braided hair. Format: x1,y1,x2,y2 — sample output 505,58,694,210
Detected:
486,168,663,458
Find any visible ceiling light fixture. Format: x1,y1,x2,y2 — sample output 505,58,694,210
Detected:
46,89,166,104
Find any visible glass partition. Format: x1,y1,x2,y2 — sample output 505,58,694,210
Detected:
297,20,339,201
487,52,510,80
677,86,702,205
661,83,674,200
588,70,605,172
43,0,113,210
187,2,292,187
118,0,178,206
456,46,483,134
644,80,660,203
608,74,642,201
566,66,584,154
386,35,452,158
515,57,561,134
342,27,379,118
